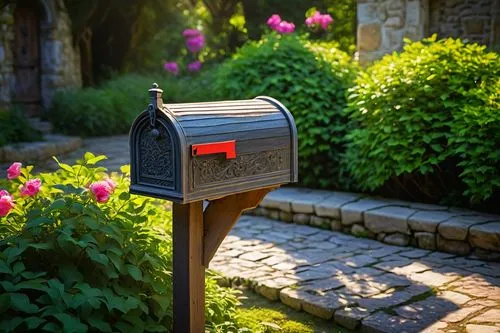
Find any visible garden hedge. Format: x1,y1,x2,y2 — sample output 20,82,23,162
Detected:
344,36,500,207
213,33,359,189
0,155,244,332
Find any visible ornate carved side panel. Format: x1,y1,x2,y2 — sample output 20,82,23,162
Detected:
137,123,175,189
191,150,289,189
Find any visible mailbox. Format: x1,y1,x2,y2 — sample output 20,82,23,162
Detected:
130,84,298,203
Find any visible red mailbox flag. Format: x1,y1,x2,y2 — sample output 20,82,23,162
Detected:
191,140,236,159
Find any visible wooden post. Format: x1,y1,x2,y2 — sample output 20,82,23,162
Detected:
173,201,205,333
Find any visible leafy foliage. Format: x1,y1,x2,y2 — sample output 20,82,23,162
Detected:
49,71,218,137
0,154,242,332
344,36,500,205
0,107,43,147
214,33,358,188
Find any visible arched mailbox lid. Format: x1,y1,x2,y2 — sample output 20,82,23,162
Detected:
130,84,298,203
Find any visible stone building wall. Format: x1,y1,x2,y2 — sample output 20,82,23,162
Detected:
357,0,500,64
429,0,500,46
0,0,81,112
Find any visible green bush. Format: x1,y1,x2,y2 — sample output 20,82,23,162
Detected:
49,71,218,137
344,36,500,206
214,33,358,188
0,154,243,332
0,108,43,147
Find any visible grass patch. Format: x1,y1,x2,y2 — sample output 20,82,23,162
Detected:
236,288,353,332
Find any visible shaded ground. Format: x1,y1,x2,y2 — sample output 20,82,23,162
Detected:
211,216,500,332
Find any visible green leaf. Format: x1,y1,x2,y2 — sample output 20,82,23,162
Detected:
52,313,88,333
0,317,23,331
87,315,112,332
86,248,109,266
9,293,39,313
0,294,10,314
87,155,107,165
126,264,142,281
24,316,47,330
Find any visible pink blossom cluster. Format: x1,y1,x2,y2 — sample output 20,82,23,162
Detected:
305,11,333,30
163,28,205,75
2,162,43,217
89,178,116,203
21,179,42,197
183,29,206,53
267,14,295,34
0,190,14,217
164,62,179,76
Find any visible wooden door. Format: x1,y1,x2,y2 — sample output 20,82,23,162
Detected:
13,1,41,116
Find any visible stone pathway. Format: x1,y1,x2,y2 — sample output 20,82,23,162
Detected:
211,215,500,332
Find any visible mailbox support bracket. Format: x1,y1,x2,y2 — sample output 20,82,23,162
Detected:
203,187,275,266
172,187,274,333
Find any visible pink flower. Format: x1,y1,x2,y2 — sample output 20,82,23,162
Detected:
267,14,281,29
164,62,179,75
0,190,14,217
305,11,333,30
104,178,116,191
276,21,295,34
183,28,202,38
89,179,116,203
318,14,333,30
7,162,21,180
185,35,205,53
20,178,42,197
187,61,202,72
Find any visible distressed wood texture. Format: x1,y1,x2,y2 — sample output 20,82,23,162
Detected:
173,201,205,333
130,89,298,204
13,0,41,115
203,187,274,266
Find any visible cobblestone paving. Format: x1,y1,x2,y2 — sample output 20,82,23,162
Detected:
39,135,129,172
211,215,500,332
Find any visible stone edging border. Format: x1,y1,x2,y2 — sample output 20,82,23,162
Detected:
0,135,83,163
246,188,500,260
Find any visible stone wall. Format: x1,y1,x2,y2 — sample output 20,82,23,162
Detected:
0,0,81,112
429,0,500,46
357,0,500,64
357,0,428,64
248,188,500,260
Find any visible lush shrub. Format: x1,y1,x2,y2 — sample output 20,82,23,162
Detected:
49,71,218,137
0,108,42,147
344,36,500,206
0,154,243,332
214,33,358,188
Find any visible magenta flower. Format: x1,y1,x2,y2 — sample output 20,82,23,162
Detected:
0,190,14,217
20,178,41,197
267,14,281,30
183,28,202,38
187,61,202,72
305,11,333,30
276,21,295,34
185,35,205,53
7,162,21,180
164,62,179,75
318,14,333,29
89,180,115,203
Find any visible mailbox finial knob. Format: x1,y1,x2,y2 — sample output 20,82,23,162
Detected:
148,82,164,111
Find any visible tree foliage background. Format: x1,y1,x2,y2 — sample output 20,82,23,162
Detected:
0,0,355,84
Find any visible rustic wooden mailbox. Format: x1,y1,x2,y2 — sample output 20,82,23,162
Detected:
129,83,297,332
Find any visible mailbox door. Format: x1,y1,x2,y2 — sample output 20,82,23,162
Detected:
131,115,183,201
